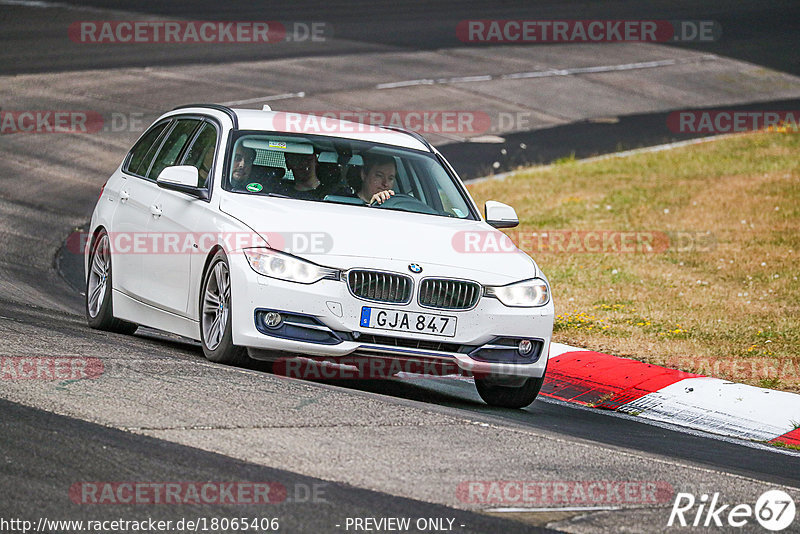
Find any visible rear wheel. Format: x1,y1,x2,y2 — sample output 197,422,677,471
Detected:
85,231,138,334
200,252,248,365
475,375,545,409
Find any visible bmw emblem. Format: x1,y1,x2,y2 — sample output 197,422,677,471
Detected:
408,263,423,274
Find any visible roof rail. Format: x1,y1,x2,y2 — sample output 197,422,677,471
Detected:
172,103,238,129
380,125,434,152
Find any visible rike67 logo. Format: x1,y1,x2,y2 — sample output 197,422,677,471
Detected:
668,490,796,531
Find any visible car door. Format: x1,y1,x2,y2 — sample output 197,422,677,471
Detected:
139,118,216,315
111,119,171,298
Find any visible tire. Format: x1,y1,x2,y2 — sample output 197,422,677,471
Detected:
475,375,545,409
85,231,138,335
199,251,248,365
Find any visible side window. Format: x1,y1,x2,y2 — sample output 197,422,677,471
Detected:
181,122,218,188
147,119,201,180
125,121,170,177
412,157,469,217
398,158,424,201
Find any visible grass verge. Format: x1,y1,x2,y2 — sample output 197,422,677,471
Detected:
467,132,800,392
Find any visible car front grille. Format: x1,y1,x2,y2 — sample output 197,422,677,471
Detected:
418,278,481,310
347,270,413,304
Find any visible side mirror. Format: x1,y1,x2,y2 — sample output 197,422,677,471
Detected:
157,165,199,187
485,200,519,228
156,165,208,199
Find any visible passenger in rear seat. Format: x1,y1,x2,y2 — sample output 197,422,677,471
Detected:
279,152,350,200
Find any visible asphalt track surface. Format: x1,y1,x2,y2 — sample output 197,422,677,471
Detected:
4,0,799,76
2,1,800,533
1,398,549,533
439,96,800,178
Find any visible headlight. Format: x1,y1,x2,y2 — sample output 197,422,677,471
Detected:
485,278,549,307
243,248,339,284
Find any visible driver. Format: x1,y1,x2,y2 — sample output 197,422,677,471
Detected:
357,154,396,205
230,146,256,190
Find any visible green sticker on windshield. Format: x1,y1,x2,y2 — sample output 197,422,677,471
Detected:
246,183,263,192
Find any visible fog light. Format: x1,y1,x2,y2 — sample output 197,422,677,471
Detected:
264,312,283,328
518,339,533,356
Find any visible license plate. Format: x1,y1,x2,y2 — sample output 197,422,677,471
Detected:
359,307,457,337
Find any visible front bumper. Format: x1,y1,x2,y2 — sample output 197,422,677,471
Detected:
228,253,554,378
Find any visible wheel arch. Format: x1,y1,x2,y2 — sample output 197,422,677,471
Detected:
197,245,227,320
86,225,108,282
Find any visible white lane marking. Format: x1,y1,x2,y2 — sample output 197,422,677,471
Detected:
378,55,718,90
0,0,65,6
487,506,621,513
445,74,494,83
468,135,506,143
221,91,306,106
502,58,690,79
0,0,147,16
376,79,435,89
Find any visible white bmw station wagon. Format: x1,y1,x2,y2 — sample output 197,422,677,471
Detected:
85,104,554,408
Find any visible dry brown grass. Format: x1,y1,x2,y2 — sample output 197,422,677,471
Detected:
467,132,800,392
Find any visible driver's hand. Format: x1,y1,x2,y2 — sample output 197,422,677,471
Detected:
370,190,395,205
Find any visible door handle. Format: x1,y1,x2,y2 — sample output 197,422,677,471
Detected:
119,190,130,202
150,204,162,217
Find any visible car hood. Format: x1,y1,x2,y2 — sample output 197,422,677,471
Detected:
219,194,538,282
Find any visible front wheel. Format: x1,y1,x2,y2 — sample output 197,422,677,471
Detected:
475,375,545,409
85,231,138,335
200,252,248,365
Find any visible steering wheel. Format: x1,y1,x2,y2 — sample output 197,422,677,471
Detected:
372,193,438,214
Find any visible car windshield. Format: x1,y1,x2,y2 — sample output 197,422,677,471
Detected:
224,132,476,219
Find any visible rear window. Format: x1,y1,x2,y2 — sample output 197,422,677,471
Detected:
125,121,170,177
147,119,202,180
180,123,218,188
